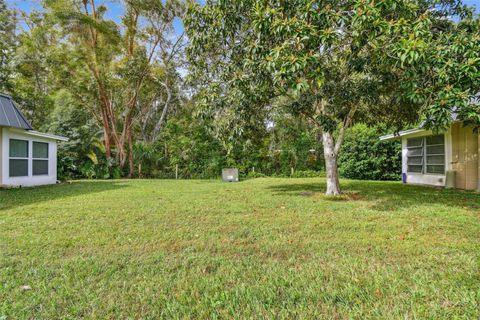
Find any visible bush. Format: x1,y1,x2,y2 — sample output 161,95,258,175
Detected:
290,170,325,178
338,124,401,181
245,171,267,179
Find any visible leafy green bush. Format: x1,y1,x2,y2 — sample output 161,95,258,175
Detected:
57,153,77,181
245,171,267,179
338,124,401,181
290,170,325,178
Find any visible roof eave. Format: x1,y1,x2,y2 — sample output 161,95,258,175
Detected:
379,128,428,141
24,130,69,142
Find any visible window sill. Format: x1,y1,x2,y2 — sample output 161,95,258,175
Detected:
407,172,445,176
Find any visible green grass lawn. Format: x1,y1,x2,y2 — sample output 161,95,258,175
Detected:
1,178,479,319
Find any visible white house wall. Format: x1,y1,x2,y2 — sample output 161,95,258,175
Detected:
1,127,58,187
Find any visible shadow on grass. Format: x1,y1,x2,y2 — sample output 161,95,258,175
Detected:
267,180,480,212
0,181,128,211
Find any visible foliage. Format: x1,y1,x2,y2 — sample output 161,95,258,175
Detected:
0,0,16,93
267,111,324,175
185,0,479,195
290,169,325,178
1,179,479,318
130,101,325,179
245,171,267,179
338,124,401,181
40,0,186,175
8,11,59,127
43,90,119,180
2,0,478,184
401,11,480,132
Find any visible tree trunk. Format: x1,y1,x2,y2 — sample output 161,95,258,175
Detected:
322,131,341,196
117,142,127,169
119,105,134,172
101,109,112,159
127,125,134,178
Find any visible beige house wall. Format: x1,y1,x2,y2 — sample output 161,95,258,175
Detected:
451,123,479,190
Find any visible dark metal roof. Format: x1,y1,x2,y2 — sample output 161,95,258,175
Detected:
0,93,32,130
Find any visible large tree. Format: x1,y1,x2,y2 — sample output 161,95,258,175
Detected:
0,0,16,93
186,0,479,195
46,0,184,176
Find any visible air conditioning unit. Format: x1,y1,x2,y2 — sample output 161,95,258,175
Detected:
222,168,239,182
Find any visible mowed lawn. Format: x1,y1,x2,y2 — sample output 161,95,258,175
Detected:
1,178,479,319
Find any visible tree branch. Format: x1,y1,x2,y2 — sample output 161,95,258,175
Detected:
334,105,357,155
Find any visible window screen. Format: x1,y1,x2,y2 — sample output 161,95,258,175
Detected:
10,139,28,157
407,138,424,173
407,135,445,174
33,142,49,176
33,160,48,175
407,138,423,148
9,139,29,177
425,135,445,174
33,142,48,159
9,159,28,177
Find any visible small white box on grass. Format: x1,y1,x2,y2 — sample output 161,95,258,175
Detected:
222,168,239,182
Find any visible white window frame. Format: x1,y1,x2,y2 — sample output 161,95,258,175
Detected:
9,138,29,177
8,139,50,177
32,141,49,176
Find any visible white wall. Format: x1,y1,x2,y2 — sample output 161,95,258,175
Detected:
1,127,58,187
401,129,452,188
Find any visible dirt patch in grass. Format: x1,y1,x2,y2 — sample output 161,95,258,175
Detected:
298,190,366,202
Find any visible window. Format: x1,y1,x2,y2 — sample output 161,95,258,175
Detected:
9,139,28,177
407,135,445,174
425,135,445,174
33,142,49,175
407,138,424,173
8,139,50,177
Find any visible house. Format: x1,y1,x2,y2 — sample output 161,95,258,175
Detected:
0,93,68,187
380,122,479,191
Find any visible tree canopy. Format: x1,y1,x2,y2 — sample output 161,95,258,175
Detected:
186,0,479,194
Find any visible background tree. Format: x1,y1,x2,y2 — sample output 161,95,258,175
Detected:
44,0,185,176
9,11,62,127
186,0,479,195
3,0,476,182
0,0,16,93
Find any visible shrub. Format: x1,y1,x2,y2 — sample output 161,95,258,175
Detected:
338,124,401,181
245,171,267,179
290,170,325,178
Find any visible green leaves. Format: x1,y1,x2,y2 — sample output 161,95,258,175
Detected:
187,0,479,166
316,114,337,133
0,0,16,93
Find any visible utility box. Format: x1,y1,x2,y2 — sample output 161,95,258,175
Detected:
222,168,239,182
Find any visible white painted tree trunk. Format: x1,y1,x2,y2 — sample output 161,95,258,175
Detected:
323,131,341,196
